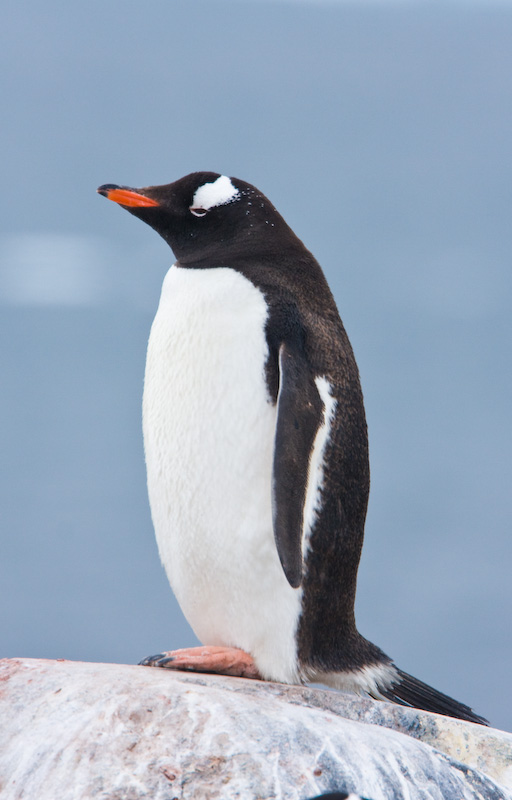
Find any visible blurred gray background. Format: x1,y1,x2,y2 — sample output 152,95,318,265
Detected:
1,0,510,731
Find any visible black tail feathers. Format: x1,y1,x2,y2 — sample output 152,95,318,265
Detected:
378,667,488,726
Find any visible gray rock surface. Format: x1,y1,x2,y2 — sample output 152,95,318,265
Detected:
0,658,510,800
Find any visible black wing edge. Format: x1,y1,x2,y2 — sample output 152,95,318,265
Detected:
379,667,489,726
272,340,323,589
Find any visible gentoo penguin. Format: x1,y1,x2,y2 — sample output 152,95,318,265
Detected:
98,172,487,725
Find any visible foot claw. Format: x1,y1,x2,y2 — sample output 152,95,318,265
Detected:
157,657,175,668
138,653,173,668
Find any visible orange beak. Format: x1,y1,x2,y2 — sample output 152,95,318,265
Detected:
97,185,160,208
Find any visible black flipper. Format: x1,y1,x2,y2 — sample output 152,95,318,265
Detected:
272,340,324,588
378,667,489,725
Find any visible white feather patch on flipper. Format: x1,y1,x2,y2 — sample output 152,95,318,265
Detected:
302,376,337,558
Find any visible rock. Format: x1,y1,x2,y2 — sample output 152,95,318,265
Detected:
0,658,510,800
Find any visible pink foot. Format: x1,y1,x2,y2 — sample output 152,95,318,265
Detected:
139,645,262,679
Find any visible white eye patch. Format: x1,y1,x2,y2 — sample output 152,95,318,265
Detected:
191,175,240,213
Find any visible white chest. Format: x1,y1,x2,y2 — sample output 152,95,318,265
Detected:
143,265,302,682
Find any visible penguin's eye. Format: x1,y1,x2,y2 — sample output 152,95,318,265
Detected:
190,207,208,218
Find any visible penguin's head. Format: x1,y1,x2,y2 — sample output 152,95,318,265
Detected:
98,172,298,265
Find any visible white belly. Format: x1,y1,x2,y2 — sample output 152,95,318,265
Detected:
143,265,302,683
